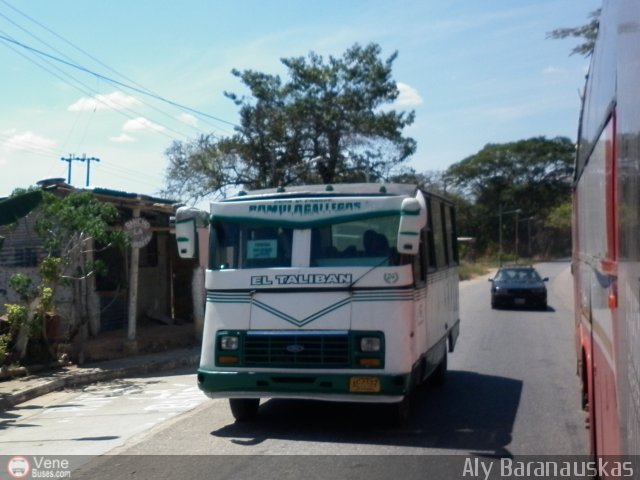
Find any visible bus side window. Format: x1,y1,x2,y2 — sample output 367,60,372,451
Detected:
426,199,437,271
441,202,450,265
448,205,459,264
413,229,427,283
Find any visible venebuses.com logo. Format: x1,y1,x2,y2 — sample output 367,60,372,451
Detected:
6,456,71,479
7,456,30,479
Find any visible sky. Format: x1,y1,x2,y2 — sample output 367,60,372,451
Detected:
0,0,602,202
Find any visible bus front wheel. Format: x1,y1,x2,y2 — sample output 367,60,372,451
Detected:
388,396,411,425
229,398,260,422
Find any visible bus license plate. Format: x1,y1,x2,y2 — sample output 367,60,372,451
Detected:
349,376,380,393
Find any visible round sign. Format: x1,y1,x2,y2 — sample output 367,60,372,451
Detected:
7,456,30,479
125,217,152,248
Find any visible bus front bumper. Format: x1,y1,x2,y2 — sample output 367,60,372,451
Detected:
196,368,410,404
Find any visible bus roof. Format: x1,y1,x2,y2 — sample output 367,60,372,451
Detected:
226,183,419,202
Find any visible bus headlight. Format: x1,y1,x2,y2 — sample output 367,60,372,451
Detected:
220,335,239,350
360,337,381,352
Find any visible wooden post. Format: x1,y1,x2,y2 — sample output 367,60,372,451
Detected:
127,207,141,344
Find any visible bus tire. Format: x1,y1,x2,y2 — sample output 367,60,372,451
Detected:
229,398,260,422
432,351,447,387
388,396,411,425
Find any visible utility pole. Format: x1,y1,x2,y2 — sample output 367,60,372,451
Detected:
60,154,80,184
498,206,521,266
81,155,101,186
59,154,100,186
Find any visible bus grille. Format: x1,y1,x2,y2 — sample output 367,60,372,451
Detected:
244,332,350,368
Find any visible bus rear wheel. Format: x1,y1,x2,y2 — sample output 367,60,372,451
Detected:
432,351,447,387
229,398,260,422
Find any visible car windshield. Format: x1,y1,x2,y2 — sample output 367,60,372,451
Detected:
495,268,541,282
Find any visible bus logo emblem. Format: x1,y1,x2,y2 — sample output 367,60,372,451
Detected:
384,273,399,284
286,344,305,353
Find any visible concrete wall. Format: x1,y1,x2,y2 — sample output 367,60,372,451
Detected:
136,231,172,322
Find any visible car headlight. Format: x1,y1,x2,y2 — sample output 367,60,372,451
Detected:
360,337,381,352
220,335,239,350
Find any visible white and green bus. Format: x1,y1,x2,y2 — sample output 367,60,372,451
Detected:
176,183,460,421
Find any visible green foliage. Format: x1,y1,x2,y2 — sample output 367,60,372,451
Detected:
39,257,62,284
4,304,28,334
458,261,490,281
1,190,125,365
164,42,416,202
545,202,572,230
2,302,27,363
39,287,54,314
547,9,600,57
34,191,124,286
0,188,43,227
0,333,9,363
8,273,34,303
443,136,574,257
35,191,120,254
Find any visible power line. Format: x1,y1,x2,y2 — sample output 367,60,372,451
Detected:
0,32,239,130
0,28,208,144
0,3,241,196
0,0,235,136
0,7,224,139
0,27,186,147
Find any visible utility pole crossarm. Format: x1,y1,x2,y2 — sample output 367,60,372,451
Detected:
83,156,101,187
59,154,101,186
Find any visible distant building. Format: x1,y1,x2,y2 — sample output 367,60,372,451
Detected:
0,179,196,361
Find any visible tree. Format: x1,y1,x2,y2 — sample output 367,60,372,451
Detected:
163,43,416,202
443,136,574,256
2,190,126,365
390,169,449,196
540,201,572,257
547,8,600,57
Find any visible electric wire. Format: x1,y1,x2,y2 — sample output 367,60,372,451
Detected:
0,32,239,130
0,0,235,135
0,8,223,140
0,2,239,196
0,28,193,143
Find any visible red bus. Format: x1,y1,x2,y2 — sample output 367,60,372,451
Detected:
572,0,640,466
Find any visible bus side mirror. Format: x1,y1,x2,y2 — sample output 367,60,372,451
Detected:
175,207,209,259
397,198,426,255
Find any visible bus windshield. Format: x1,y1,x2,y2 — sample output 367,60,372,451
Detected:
310,216,400,267
211,215,401,270
212,223,293,270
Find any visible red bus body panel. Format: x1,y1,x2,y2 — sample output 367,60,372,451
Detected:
573,0,640,467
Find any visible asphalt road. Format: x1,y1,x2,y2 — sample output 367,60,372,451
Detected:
2,262,589,479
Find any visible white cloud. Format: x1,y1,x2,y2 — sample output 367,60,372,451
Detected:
3,131,56,154
176,113,198,127
110,133,137,143
122,117,165,133
543,66,561,75
395,82,423,108
68,91,141,112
